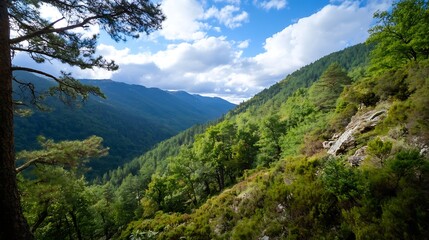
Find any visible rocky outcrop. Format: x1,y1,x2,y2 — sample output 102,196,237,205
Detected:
348,146,368,166
324,109,387,156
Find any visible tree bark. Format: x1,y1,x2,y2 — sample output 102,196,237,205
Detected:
0,1,34,239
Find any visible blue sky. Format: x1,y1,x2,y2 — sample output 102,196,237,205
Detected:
13,0,392,103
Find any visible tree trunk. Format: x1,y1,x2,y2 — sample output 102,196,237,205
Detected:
0,1,34,239
216,166,225,191
31,208,48,233
69,211,83,240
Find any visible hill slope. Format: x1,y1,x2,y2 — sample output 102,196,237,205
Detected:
108,41,428,239
13,72,235,177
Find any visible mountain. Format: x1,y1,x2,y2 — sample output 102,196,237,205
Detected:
13,72,235,178
105,43,372,185
102,42,428,239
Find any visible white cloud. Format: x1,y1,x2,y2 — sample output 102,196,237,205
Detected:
204,5,249,29
237,40,250,49
253,1,389,76
96,44,152,65
91,36,261,103
159,0,206,41
258,0,287,10
152,36,235,72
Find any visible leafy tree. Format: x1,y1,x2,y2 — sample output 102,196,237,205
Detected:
115,174,144,226
321,158,365,205
256,115,287,166
195,121,237,191
232,123,259,171
167,147,202,208
0,0,164,238
90,183,117,239
20,167,95,240
367,138,393,166
367,0,429,71
142,172,187,215
309,63,352,111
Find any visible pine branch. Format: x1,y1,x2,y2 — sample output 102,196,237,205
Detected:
10,15,99,44
15,156,46,173
12,66,60,81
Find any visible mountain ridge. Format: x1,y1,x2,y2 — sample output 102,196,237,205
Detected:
14,72,235,177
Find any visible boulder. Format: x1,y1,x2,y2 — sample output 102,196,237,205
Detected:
327,109,387,156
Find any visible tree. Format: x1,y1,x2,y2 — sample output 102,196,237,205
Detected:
15,135,108,173
195,121,237,191
256,115,287,166
367,0,429,71
309,63,351,111
15,136,108,239
0,1,164,238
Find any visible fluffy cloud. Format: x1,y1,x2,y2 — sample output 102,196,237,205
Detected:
159,0,206,41
204,5,249,28
237,40,250,49
107,37,260,102
253,1,388,76
159,0,250,40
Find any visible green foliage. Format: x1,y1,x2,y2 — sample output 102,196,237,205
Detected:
16,135,108,173
18,4,429,237
375,60,429,141
367,0,429,71
256,114,287,166
367,138,393,166
309,63,352,111
321,158,366,203
116,36,429,239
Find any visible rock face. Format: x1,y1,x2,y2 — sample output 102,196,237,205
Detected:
325,109,387,156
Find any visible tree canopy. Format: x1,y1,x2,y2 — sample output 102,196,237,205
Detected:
368,0,429,71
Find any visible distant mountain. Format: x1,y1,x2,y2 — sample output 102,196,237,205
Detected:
13,72,235,178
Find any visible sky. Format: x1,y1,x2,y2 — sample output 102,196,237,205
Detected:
13,0,392,104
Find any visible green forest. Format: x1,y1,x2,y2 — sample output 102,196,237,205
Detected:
13,71,234,179
2,0,429,239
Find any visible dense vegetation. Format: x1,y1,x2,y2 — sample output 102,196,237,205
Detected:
13,72,234,178
16,0,429,239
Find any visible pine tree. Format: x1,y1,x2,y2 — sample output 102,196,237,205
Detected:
0,1,164,238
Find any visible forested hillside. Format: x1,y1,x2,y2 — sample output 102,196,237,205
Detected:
13,72,234,177
15,0,429,239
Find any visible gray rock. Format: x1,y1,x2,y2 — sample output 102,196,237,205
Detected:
348,146,367,166
328,109,387,156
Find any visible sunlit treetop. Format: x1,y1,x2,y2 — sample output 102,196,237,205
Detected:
367,0,429,71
